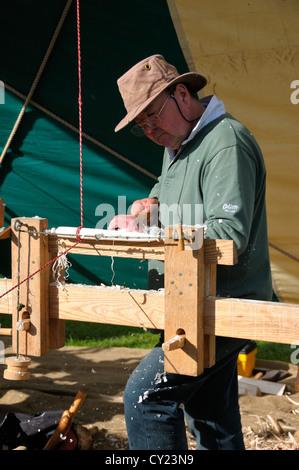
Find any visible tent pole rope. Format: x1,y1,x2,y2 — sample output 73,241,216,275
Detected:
0,0,73,166
3,83,158,181
76,0,84,236
268,242,299,263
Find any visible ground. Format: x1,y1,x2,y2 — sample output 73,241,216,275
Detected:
1,337,299,450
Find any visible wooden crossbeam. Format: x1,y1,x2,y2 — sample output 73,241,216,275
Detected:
49,235,165,260
0,278,12,314
49,283,164,330
2,279,299,357
4,279,299,343
47,283,299,345
204,296,299,344
48,234,237,265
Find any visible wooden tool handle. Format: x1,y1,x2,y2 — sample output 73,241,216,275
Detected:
69,389,87,416
43,412,71,450
43,390,87,450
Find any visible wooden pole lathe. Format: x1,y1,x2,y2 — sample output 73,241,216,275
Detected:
2,216,299,377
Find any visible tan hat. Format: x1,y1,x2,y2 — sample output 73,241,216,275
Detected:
114,54,207,132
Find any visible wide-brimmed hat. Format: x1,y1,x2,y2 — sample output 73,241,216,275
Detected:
114,54,207,132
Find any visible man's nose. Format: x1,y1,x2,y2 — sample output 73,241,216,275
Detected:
144,123,157,135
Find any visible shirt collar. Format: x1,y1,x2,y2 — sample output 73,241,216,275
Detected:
167,95,226,161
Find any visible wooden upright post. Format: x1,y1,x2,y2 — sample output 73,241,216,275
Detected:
163,226,206,375
204,264,216,368
48,242,65,350
11,217,50,356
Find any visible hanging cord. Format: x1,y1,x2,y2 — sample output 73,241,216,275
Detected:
268,242,299,264
76,0,84,239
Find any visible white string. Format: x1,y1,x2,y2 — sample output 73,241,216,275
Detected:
51,240,72,292
110,256,115,286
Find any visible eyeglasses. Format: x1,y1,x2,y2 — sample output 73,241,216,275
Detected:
131,94,172,136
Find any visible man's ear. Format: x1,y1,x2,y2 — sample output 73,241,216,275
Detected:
174,83,191,105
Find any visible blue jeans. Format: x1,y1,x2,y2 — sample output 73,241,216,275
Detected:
123,342,245,450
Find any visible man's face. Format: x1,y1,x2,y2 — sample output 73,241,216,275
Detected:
135,91,193,150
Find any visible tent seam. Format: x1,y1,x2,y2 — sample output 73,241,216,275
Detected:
3,83,158,182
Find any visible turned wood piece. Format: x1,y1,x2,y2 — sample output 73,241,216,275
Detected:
3,356,31,380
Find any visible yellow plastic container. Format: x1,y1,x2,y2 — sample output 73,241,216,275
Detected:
237,341,257,377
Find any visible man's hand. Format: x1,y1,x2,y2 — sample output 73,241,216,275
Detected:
108,198,159,232
107,214,141,232
131,198,159,217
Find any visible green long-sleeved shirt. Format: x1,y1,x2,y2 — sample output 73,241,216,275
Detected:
148,112,272,359
149,112,272,301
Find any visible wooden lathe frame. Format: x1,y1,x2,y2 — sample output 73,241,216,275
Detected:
1,216,299,376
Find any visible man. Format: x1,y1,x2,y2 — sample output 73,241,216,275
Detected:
109,54,272,450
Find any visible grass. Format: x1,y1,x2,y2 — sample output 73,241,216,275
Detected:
65,321,158,349
0,315,294,363
64,321,293,363
255,341,292,363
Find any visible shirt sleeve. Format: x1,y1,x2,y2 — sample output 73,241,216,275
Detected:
149,177,161,199
203,145,257,255
148,149,169,200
